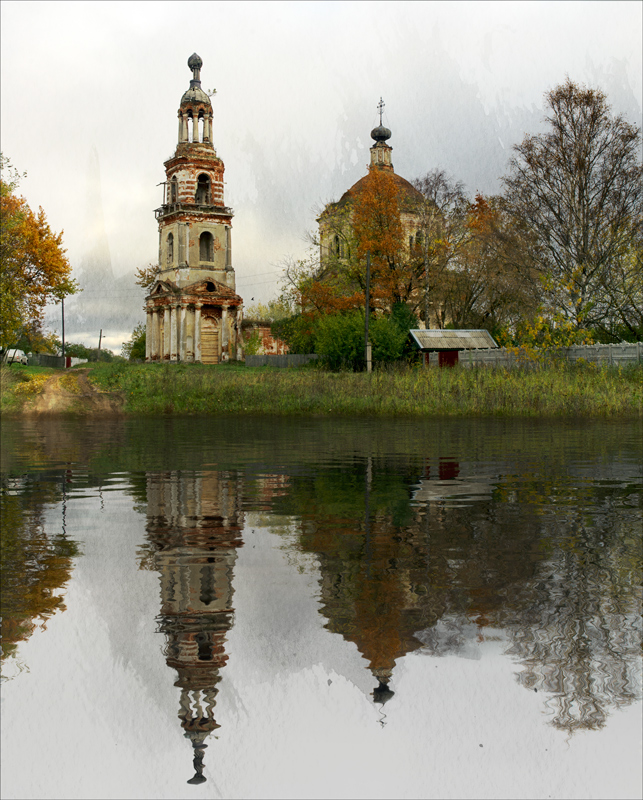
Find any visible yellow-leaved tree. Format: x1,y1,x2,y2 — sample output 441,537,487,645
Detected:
0,154,78,352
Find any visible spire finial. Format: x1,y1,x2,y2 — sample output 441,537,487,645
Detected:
187,53,203,88
377,97,385,126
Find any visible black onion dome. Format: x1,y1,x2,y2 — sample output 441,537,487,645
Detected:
371,125,392,142
188,53,203,71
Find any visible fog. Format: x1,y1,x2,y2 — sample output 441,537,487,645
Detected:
1,1,641,350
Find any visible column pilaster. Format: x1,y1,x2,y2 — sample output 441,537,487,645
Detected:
194,303,202,363
145,307,152,361
163,307,171,360
170,304,178,361
179,303,188,362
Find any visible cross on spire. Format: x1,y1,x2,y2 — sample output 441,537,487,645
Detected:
377,97,385,125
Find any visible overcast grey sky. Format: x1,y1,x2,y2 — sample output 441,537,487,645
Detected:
1,1,641,347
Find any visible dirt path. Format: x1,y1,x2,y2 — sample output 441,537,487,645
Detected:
25,369,125,415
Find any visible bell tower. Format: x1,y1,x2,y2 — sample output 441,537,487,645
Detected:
156,53,233,287
146,54,243,364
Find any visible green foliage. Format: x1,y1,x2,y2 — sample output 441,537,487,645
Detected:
244,330,262,356
271,314,316,354
314,310,411,371
64,342,92,359
245,297,293,322
315,311,366,370
121,323,146,361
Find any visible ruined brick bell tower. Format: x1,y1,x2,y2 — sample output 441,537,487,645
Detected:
145,53,243,363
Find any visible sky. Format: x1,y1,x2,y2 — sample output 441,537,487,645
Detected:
1,0,642,349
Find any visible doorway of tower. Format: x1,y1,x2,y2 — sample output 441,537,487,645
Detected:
201,316,219,364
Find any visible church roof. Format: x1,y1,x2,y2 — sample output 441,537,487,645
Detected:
328,171,424,214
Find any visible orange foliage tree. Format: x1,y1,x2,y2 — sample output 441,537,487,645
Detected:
1,155,77,350
295,167,415,318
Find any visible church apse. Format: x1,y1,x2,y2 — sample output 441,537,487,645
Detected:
139,470,244,784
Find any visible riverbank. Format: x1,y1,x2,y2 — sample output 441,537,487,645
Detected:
2,361,641,417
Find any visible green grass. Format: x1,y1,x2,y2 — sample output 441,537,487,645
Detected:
81,360,642,417
0,364,56,413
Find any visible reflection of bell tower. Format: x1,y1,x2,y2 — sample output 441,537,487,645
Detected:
142,470,244,784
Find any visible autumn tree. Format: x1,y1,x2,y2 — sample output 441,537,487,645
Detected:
502,79,643,336
442,194,540,334
134,262,161,291
0,155,78,351
412,169,470,327
352,166,413,310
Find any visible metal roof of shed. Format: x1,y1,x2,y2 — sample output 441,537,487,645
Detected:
409,329,498,350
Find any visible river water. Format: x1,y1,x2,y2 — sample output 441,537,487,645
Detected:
1,416,641,799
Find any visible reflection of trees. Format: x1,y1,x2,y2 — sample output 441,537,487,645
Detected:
496,508,642,732
139,470,244,784
1,477,80,664
263,456,641,730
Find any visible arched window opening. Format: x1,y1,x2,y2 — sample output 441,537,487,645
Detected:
409,235,414,250
167,233,174,264
198,112,205,143
187,113,194,143
200,232,215,262
196,173,211,204
199,566,216,606
169,176,178,204
195,633,212,661
335,234,341,258
205,281,216,292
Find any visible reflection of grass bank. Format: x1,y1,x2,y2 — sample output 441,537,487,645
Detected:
80,361,642,417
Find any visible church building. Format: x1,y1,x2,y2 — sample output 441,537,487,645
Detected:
145,54,243,363
317,100,424,291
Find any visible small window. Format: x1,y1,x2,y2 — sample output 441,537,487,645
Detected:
169,177,178,203
205,281,216,292
200,232,215,262
167,233,174,264
334,234,341,258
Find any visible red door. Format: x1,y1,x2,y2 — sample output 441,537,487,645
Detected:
439,350,459,367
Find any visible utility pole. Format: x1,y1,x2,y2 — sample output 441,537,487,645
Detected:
365,252,372,373
61,298,66,367
98,329,102,361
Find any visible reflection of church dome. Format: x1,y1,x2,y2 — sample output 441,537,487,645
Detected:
372,680,395,706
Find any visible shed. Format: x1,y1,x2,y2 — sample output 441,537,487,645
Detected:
409,329,498,367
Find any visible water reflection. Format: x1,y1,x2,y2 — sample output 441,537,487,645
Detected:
1,473,80,666
261,453,641,733
1,414,641,789
138,470,243,783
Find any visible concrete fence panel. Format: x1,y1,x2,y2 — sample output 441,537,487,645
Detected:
245,354,319,368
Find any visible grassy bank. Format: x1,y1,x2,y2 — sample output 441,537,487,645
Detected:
83,361,643,417
2,360,640,417
1,365,56,414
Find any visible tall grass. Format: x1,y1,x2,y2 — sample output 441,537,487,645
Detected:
85,361,643,417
